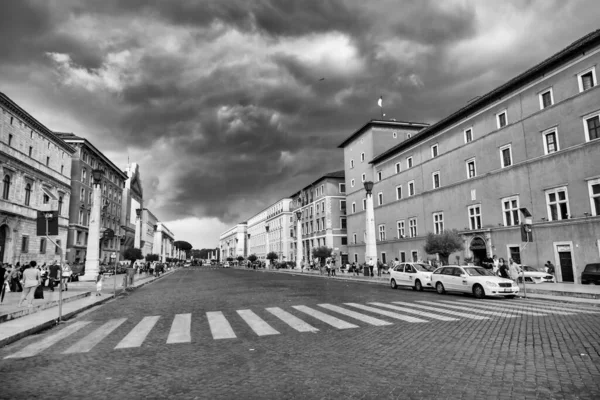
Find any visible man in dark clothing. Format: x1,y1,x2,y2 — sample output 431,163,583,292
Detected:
48,262,61,291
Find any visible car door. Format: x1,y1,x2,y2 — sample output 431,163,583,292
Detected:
403,263,417,287
444,267,462,292
434,267,450,289
389,263,402,285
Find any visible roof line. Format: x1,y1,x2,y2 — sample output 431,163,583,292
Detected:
337,119,429,149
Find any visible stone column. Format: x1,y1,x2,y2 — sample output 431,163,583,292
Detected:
365,189,378,274
81,178,102,281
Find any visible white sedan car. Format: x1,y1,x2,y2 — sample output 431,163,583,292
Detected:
389,262,436,291
431,265,519,299
518,265,556,284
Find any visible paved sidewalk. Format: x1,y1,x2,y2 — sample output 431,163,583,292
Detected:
0,268,178,347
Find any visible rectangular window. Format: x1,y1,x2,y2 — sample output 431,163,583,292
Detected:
396,185,402,200
381,252,387,264
378,224,386,241
589,179,600,216
361,152,365,162
496,110,507,129
432,172,440,189
339,183,346,193
341,217,347,229
362,199,366,210
79,210,84,225
468,205,482,230
433,212,444,234
400,251,406,263
407,157,413,169
500,144,512,168
361,173,366,182
377,192,383,206
584,112,600,142
350,160,354,168
408,181,415,197
40,238,47,253
353,233,357,244
411,251,418,262
578,67,596,92
340,200,346,211
543,128,559,155
539,88,554,109
46,156,50,167
431,144,438,158
466,158,476,179
76,231,82,245
546,187,569,221
55,239,61,255
21,236,29,253
354,254,358,263
464,128,473,143
376,171,382,181
341,237,347,245
80,188,85,202
408,218,417,238
352,202,356,213
502,196,520,226
397,220,405,238
395,163,401,174
28,146,33,157
8,134,13,146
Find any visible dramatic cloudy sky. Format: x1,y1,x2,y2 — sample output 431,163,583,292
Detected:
1,1,598,248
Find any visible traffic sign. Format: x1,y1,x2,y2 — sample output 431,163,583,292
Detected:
36,211,59,236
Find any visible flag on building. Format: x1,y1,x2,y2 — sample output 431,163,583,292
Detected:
377,96,383,108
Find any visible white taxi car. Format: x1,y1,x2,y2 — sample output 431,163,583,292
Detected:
389,262,436,291
431,265,519,299
518,265,556,284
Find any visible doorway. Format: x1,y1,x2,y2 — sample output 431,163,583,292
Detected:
554,243,574,283
469,237,487,266
0,225,7,263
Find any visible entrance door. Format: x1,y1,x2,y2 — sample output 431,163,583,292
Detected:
508,246,521,264
558,250,574,282
0,225,6,263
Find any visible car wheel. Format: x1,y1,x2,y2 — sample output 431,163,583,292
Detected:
415,279,423,292
505,295,516,299
473,284,485,299
435,282,445,294
390,279,398,289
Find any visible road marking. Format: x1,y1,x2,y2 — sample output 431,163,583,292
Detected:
392,302,490,320
318,304,393,326
344,303,429,323
115,316,160,349
510,299,600,313
237,310,280,336
455,299,576,315
265,307,318,332
416,301,519,318
167,314,192,344
206,311,236,339
5,321,92,359
369,302,459,321
437,300,547,316
63,318,127,354
292,305,359,329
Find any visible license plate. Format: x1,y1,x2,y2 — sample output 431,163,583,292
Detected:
503,289,512,293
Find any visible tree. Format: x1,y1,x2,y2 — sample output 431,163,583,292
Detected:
311,246,332,264
423,229,464,265
174,241,192,258
145,253,159,262
226,257,234,262
123,247,143,267
248,254,257,263
266,252,278,263
236,256,244,262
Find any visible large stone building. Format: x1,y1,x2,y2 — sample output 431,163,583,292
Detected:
0,92,74,266
121,162,144,257
341,29,600,283
265,198,293,262
55,133,127,265
140,208,158,257
219,223,247,260
154,222,175,262
247,209,267,260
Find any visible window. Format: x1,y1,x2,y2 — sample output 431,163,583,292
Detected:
361,173,366,182
55,239,61,255
80,188,85,202
24,183,32,206
496,110,507,129
588,178,600,216
76,231,82,245
2,175,11,200
468,205,482,230
351,179,355,188
578,67,596,92
393,131,397,138
40,238,47,253
376,171,382,181
354,254,358,263
79,210,84,225
10,116,14,125
466,158,476,179
584,112,600,142
341,237,347,245
46,156,50,167
28,146,33,157
395,162,401,174
408,181,415,197
502,196,520,226
433,212,444,234
8,134,13,146
82,169,87,184
542,128,559,154
399,251,406,263
408,218,417,238
353,233,357,244
500,144,512,168
539,88,554,109
341,217,347,229
362,199,366,210
43,194,49,204
546,187,569,221
378,224,386,241
350,160,354,168
464,128,473,143
21,236,29,253
407,157,413,169
381,252,387,264
361,152,365,162
396,185,402,200
377,192,383,206
432,172,440,189
397,220,405,238
411,251,418,262
431,144,438,158
60,165,64,175
352,202,356,213
339,183,346,193
407,133,412,139
340,200,346,211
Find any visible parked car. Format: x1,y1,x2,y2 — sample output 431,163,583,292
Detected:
517,265,556,284
431,265,519,299
582,263,600,285
389,262,436,291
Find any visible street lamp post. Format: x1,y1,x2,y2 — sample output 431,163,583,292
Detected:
295,210,302,271
364,181,378,275
134,208,142,249
265,225,270,269
81,169,104,281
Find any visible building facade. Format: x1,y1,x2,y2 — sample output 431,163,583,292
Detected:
55,133,127,265
140,208,158,257
341,30,600,283
153,222,174,262
0,92,74,266
265,198,293,263
247,208,267,260
290,171,349,265
219,223,247,260
121,162,144,257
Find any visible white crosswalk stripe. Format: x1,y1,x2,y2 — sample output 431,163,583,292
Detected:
510,299,600,313
455,299,576,315
436,300,547,316
318,304,393,326
4,321,91,359
237,310,280,336
292,305,358,329
345,303,430,323
369,302,459,321
392,302,490,320
167,314,192,344
207,311,237,339
266,307,319,332
63,318,127,354
115,316,160,349
416,301,519,318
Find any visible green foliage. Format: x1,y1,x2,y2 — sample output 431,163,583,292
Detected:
145,253,160,262
423,229,464,265
266,252,278,261
248,254,258,263
311,246,332,261
123,247,143,262
236,256,244,262
226,257,234,262
174,241,192,251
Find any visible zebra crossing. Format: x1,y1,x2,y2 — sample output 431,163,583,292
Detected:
4,299,598,359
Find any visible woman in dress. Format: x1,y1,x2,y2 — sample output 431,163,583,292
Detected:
18,261,40,307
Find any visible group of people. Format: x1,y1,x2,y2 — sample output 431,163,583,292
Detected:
489,255,555,282
1,261,72,307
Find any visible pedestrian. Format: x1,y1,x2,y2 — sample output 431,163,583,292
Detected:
61,262,72,291
0,263,7,300
48,262,61,291
498,258,510,279
18,261,40,307
325,258,331,277
492,255,500,276
377,259,383,277
351,262,358,276
368,258,374,277
545,261,555,275
9,264,22,292
95,273,103,296
330,259,336,277
508,258,519,282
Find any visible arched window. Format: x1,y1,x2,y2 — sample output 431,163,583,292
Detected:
24,183,32,206
58,195,63,214
2,175,11,200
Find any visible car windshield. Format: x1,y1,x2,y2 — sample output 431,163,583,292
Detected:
464,267,494,276
414,263,435,272
523,266,540,272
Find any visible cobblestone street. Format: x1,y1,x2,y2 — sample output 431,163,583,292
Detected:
1,267,599,399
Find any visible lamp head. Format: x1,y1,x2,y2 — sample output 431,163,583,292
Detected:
364,181,374,195
135,208,142,217
265,225,270,232
92,169,104,184
295,210,302,220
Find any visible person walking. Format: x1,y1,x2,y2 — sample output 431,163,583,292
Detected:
1,263,8,301
368,258,374,277
330,259,337,277
508,258,519,282
18,261,40,307
492,255,500,276
351,262,358,276
48,262,61,291
9,264,22,292
61,263,72,291
95,273,103,296
498,258,510,279
377,259,383,277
